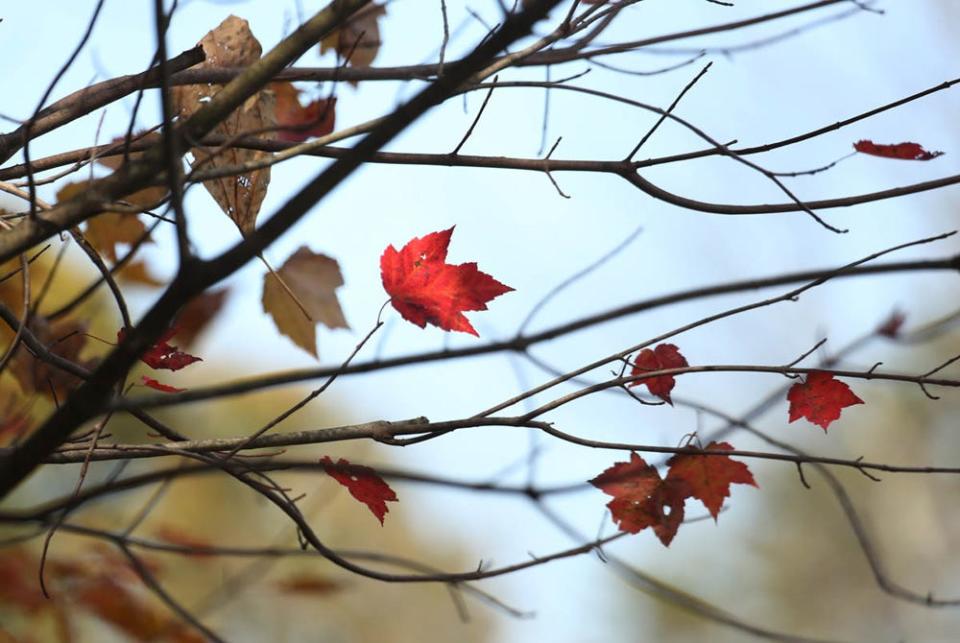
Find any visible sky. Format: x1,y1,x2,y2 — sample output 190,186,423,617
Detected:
2,1,960,641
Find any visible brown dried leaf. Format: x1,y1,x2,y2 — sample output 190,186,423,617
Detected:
116,260,164,287
57,180,153,264
8,317,93,398
173,16,275,235
262,247,348,357
320,3,387,70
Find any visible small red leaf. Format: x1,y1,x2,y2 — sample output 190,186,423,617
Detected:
666,442,757,520
787,371,863,431
320,456,398,525
854,139,943,161
380,227,513,336
876,309,906,338
118,327,202,372
589,453,687,546
629,343,688,405
140,376,185,394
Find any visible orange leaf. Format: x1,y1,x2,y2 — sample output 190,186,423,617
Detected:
380,227,513,336
787,371,863,431
320,456,398,525
271,81,336,142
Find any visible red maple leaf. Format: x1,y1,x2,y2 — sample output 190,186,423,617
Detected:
854,139,943,161
272,81,336,142
380,227,513,336
787,371,863,431
140,376,185,394
118,327,201,372
876,309,906,338
589,453,688,546
665,442,756,520
629,343,688,405
320,456,398,525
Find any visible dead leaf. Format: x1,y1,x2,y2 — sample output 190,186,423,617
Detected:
262,247,348,357
173,16,275,236
320,3,387,70
116,260,164,287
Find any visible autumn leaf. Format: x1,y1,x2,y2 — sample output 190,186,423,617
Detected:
380,227,513,336
117,259,165,287
272,81,336,142
275,575,342,595
320,456,398,525
118,327,201,372
262,247,348,357
854,139,943,161
140,376,185,393
787,371,863,431
172,288,229,347
590,453,688,546
320,3,386,70
153,526,217,557
876,309,906,338
10,317,93,398
629,343,688,405
57,181,152,264
665,442,756,520
173,16,275,235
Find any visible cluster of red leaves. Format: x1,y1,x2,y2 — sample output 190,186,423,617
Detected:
787,371,863,431
118,327,202,393
591,444,756,546
321,456,398,524
854,139,943,161
629,343,688,405
380,227,513,336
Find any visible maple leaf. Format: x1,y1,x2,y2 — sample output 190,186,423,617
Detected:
173,16,275,235
380,227,513,336
854,139,943,161
320,3,387,70
140,376,185,394
57,181,153,264
320,456,398,525
271,81,336,142
173,288,230,347
117,260,164,287
629,343,688,405
118,327,202,372
590,453,688,546
876,309,906,338
787,371,863,431
665,442,757,520
262,247,348,357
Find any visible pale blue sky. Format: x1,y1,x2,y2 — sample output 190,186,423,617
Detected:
2,1,960,640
